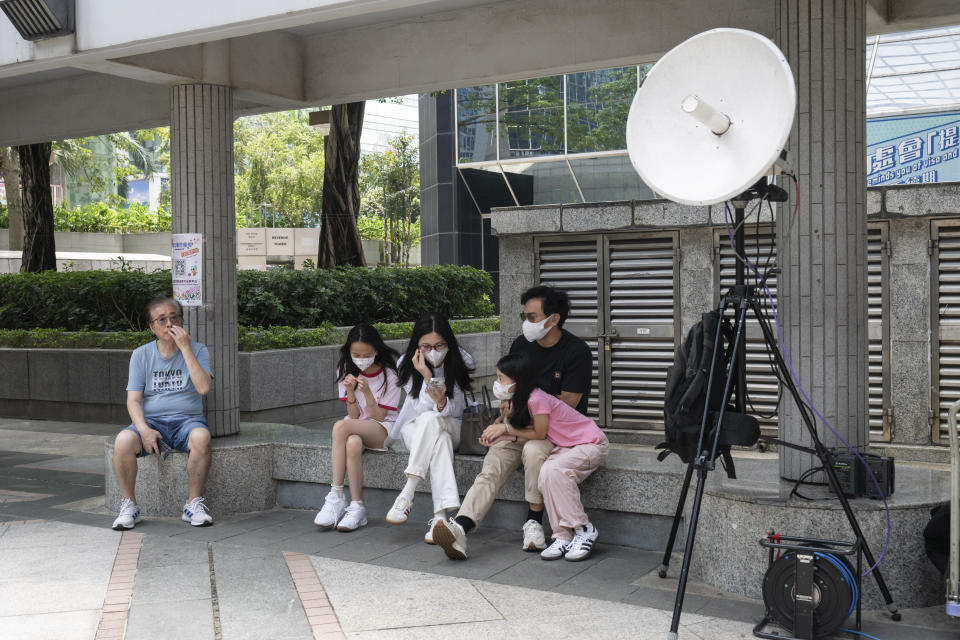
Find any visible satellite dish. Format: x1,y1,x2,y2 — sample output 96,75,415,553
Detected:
626,28,796,206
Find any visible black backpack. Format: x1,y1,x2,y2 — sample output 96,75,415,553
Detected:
657,310,756,476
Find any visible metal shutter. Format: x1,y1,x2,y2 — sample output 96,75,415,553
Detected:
932,220,960,444
606,233,679,428
535,237,602,421
867,223,891,442
715,226,780,432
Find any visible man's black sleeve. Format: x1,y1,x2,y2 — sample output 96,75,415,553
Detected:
562,338,593,395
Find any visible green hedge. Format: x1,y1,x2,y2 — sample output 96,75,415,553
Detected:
54,201,171,233
0,265,495,331
0,317,500,352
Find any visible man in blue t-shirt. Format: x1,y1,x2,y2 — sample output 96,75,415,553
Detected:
111,297,215,530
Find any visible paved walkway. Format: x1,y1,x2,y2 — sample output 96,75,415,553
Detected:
1,418,958,639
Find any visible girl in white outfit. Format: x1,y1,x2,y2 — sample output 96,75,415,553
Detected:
385,312,473,543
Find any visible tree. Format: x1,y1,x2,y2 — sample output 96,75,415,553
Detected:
359,134,420,266
17,142,56,272
233,111,324,227
0,147,23,251
53,132,154,203
318,102,366,268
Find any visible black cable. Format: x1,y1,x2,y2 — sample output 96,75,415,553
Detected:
790,465,829,501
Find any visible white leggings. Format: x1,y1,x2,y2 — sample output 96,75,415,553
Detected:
400,412,461,513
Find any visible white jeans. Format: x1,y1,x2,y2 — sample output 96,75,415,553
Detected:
400,412,461,513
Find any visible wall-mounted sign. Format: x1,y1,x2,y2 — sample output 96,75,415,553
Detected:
172,234,202,306
867,111,960,187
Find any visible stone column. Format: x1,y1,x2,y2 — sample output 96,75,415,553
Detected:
170,84,239,437
775,1,868,478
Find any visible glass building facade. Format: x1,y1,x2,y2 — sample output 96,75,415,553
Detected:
455,64,655,210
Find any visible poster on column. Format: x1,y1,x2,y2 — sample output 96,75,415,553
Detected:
171,234,203,306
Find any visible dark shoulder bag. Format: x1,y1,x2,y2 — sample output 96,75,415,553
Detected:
459,387,495,455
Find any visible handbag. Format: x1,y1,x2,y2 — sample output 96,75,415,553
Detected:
458,386,495,455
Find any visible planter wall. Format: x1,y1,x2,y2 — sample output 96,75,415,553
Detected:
0,331,500,425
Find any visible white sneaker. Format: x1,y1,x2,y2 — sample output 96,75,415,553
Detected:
541,538,570,561
565,522,599,561
314,491,347,530
385,495,412,525
336,502,367,532
521,519,547,551
112,498,141,531
182,497,213,527
424,518,439,544
432,518,467,560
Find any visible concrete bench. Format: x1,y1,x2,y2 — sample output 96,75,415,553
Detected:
103,422,951,609
104,422,687,548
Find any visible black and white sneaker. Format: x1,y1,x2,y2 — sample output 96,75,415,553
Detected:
540,537,570,561
564,522,598,561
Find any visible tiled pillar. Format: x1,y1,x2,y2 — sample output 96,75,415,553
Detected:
170,84,239,437
776,1,868,478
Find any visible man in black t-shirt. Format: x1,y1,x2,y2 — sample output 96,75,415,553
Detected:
509,286,592,414
433,286,594,561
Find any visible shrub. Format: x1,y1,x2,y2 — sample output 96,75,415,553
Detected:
236,264,494,327
0,265,495,331
54,200,172,233
0,317,500,352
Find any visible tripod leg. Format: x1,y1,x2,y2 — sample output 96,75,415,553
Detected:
750,299,901,619
667,464,710,639
668,298,747,637
659,462,695,578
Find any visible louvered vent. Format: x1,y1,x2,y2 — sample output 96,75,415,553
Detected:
607,235,678,428
0,0,73,41
867,223,890,442
934,221,960,443
536,238,601,421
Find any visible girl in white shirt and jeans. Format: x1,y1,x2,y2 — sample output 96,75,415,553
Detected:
385,312,473,543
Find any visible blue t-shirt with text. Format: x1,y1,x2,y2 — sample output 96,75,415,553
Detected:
126,341,213,419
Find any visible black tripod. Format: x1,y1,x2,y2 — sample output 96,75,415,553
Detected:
660,193,901,639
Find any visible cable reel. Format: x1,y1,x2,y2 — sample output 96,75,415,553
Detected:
755,534,863,640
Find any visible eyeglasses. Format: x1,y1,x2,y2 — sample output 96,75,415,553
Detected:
520,312,545,322
151,314,182,326
418,342,447,352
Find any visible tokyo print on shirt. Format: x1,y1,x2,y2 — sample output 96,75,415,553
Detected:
127,341,213,419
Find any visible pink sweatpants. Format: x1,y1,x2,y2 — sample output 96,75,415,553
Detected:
537,438,609,541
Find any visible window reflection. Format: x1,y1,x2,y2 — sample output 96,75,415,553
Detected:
499,76,565,159
454,64,658,203
567,65,650,153
457,85,497,163
568,155,655,202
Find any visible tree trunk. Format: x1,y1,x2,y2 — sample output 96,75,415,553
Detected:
17,143,56,272
318,102,366,268
0,148,24,251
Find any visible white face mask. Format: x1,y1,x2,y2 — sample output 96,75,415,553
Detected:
352,356,376,371
425,348,448,367
492,380,515,400
522,316,553,342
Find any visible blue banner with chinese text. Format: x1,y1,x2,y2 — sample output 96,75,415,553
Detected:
867,111,960,186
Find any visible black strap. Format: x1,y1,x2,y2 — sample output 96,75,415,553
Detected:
720,448,737,479
759,436,817,456
480,386,493,411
